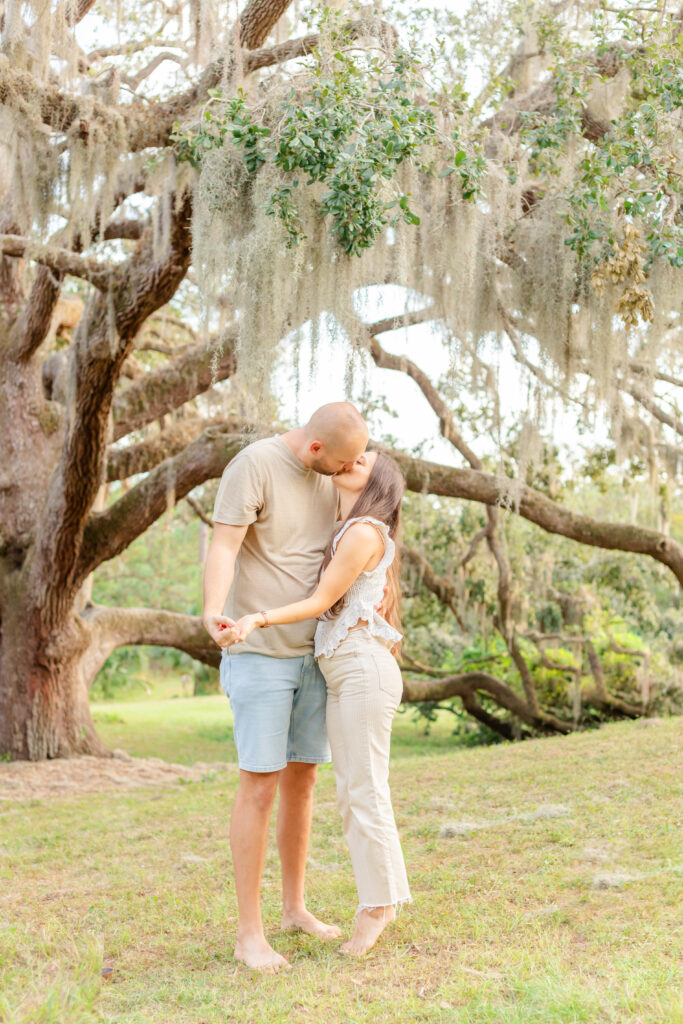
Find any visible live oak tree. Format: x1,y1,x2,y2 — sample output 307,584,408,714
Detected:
0,0,681,758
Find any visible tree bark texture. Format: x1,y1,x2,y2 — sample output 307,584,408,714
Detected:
0,192,195,759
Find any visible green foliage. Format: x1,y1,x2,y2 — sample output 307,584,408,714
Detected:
171,90,269,171
505,2,683,320
401,470,682,734
176,29,457,255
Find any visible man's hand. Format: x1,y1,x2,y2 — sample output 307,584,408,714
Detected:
203,614,240,648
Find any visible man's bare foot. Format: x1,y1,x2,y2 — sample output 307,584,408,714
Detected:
234,935,291,974
340,906,395,955
281,908,342,940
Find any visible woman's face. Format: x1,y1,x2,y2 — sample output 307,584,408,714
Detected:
332,450,378,495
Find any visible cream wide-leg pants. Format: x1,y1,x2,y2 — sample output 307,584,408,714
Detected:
318,626,412,913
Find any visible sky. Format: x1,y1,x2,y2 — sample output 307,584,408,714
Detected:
273,289,463,463
271,286,605,470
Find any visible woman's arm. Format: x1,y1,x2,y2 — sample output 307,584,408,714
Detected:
233,523,383,641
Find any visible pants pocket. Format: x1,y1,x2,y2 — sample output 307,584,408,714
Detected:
371,649,402,700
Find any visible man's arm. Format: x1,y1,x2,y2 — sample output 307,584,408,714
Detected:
203,523,249,648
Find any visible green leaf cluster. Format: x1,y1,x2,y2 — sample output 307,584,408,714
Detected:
175,42,449,255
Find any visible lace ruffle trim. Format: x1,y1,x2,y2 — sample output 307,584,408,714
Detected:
315,610,401,659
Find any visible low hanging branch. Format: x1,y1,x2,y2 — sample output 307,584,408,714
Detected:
86,605,221,670
400,671,572,734
389,450,683,587
78,425,249,580
106,416,245,481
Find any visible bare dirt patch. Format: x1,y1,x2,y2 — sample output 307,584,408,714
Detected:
0,750,236,802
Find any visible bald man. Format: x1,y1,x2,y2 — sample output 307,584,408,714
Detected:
203,403,368,972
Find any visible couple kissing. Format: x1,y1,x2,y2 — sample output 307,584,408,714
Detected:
203,403,411,972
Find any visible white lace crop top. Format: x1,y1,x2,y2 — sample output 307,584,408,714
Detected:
314,516,403,659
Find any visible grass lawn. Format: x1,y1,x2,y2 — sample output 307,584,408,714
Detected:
0,698,681,1024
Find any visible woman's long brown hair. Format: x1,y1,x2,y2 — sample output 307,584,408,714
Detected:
319,451,405,639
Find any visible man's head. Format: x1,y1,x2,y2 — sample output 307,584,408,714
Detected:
300,403,368,475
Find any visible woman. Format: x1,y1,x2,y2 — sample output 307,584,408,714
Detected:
233,450,411,954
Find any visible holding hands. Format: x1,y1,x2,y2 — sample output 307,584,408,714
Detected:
203,611,266,648
203,614,241,648
232,612,266,642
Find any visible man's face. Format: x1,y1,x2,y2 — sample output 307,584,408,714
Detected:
308,435,367,476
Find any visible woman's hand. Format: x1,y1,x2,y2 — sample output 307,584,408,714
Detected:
233,613,263,642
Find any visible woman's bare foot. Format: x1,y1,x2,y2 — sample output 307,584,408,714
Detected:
281,908,342,939
340,905,395,955
234,935,291,974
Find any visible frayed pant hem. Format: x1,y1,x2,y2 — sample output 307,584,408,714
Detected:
354,896,413,920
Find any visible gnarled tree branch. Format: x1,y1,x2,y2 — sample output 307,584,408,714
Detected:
624,380,683,438
78,425,249,580
28,192,194,627
86,605,220,669
107,415,246,480
400,671,571,734
388,448,683,587
9,266,64,362
112,331,237,440
0,235,112,289
0,18,397,154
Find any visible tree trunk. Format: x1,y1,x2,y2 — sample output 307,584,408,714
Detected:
0,350,109,759
0,595,109,759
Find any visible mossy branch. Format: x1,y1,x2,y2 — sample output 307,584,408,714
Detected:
387,448,683,588
0,18,395,155
112,332,237,441
77,425,249,580
0,234,113,289
28,193,194,629
107,416,247,481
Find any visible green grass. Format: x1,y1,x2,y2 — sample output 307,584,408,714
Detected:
89,693,484,765
92,695,237,765
1,705,681,1024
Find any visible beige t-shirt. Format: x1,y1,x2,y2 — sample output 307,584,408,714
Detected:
212,436,338,657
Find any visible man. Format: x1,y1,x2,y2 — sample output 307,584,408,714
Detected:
203,403,369,973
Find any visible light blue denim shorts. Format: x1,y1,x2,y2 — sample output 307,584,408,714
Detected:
220,651,331,773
